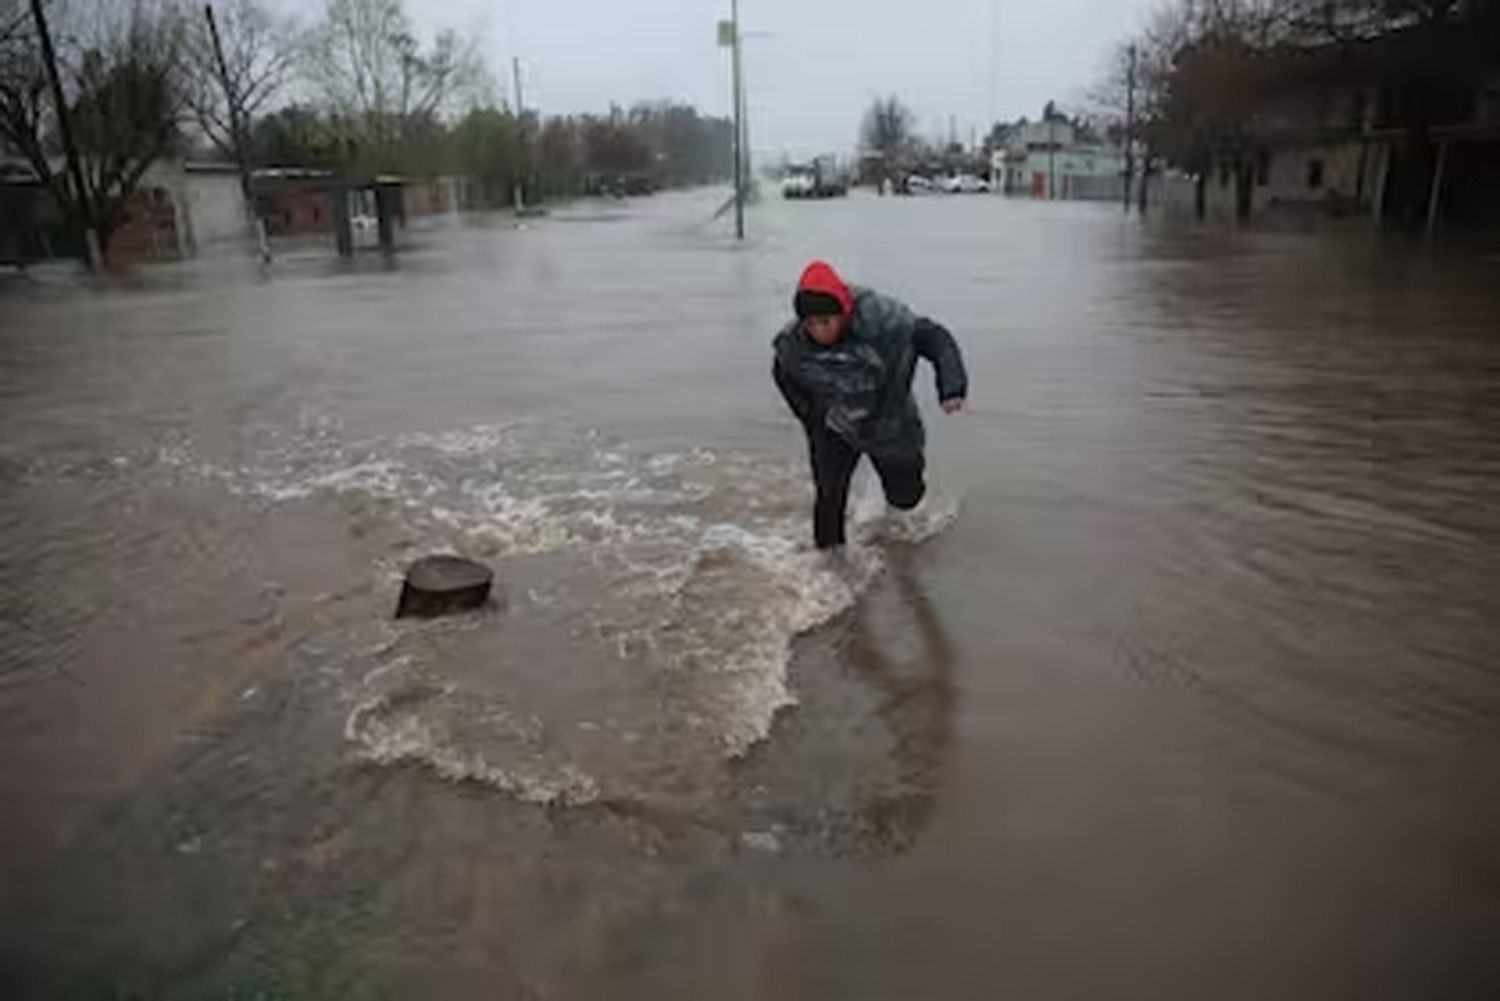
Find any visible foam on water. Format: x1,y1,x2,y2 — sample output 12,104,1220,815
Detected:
153,420,959,802
345,683,601,805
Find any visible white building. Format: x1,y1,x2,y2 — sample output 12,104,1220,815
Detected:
990,122,1125,201
179,162,250,248
132,160,250,257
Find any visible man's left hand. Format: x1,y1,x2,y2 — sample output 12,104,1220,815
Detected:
941,398,966,415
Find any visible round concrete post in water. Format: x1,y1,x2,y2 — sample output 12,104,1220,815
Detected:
395,555,494,618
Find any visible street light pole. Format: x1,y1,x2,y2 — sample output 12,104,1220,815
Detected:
730,0,744,240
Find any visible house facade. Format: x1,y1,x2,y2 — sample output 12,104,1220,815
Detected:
991,122,1125,201
1198,22,1500,233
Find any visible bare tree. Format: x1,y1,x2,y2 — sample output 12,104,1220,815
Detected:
0,0,189,259
1278,0,1480,42
182,0,291,175
1091,0,1297,131
1,1,30,47
860,94,915,180
0,2,46,165
1092,0,1498,224
1088,3,1193,208
300,0,483,168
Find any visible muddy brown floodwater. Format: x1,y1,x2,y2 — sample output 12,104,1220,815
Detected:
2,190,1498,999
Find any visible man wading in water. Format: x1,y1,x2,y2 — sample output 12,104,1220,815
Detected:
773,260,969,550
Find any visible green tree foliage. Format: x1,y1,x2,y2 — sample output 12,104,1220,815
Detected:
449,105,520,204
628,102,733,184
248,104,339,165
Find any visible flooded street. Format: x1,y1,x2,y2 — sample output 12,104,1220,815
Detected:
2,189,1498,998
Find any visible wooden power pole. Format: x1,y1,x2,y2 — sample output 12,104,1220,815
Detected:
1124,43,1136,212
205,4,268,261
30,0,98,268
512,56,527,214
205,5,251,205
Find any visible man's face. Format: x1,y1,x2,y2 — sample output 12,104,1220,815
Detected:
803,313,845,347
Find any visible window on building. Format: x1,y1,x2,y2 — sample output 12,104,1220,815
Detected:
1256,150,1271,187
1307,159,1324,190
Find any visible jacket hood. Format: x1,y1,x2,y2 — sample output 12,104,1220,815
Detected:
795,260,853,316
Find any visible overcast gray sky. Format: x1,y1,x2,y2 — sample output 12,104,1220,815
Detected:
296,0,1162,160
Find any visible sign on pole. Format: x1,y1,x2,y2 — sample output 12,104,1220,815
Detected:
717,20,735,46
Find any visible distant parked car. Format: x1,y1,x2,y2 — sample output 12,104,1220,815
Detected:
905,174,936,194
783,173,815,198
934,174,991,194
783,165,848,199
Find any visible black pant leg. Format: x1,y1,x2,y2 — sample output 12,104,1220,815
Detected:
871,449,926,510
808,431,860,549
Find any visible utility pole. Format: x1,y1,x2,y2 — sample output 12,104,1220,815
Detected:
30,0,98,268
1124,42,1136,212
730,0,744,240
205,6,250,205
1047,114,1056,200
512,56,527,214
205,4,267,261
739,50,752,200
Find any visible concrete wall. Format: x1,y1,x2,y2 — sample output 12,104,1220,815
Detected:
181,170,247,247
1067,174,1126,201
135,161,246,256
107,185,182,263
1016,147,1124,199
259,189,333,235
404,177,458,216
1261,141,1366,208
1146,173,1200,215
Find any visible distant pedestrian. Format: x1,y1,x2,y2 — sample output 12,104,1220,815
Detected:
773,260,968,550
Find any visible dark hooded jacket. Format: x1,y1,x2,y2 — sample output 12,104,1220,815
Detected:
773,266,967,459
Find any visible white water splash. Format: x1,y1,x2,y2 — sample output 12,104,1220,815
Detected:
346,688,601,805
154,421,960,803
